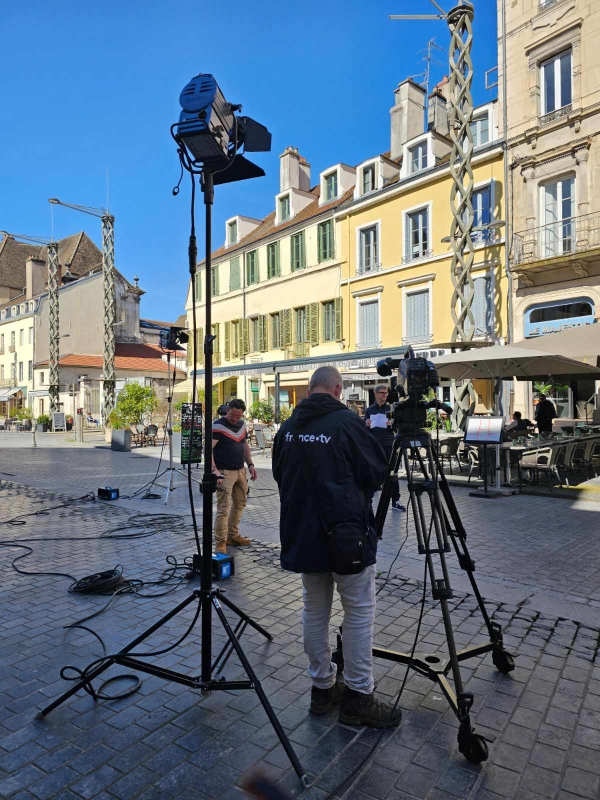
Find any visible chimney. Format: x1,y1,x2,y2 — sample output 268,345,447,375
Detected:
279,147,311,193
428,77,449,136
390,79,427,160
25,256,46,299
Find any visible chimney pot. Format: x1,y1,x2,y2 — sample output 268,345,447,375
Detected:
390,78,426,160
279,146,311,193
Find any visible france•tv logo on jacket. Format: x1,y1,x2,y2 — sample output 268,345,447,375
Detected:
284,432,332,444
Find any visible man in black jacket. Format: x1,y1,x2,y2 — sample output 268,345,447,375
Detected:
535,393,556,434
272,366,402,728
365,384,405,511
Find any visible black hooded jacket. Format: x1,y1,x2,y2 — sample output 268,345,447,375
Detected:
272,393,388,574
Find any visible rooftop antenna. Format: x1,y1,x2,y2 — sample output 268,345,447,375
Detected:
411,37,445,100
391,0,476,345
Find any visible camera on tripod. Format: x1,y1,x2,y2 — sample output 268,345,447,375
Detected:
376,347,451,435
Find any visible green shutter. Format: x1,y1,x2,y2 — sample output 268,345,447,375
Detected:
282,308,292,345
196,327,204,365
194,271,202,302
232,320,240,357
224,321,231,361
308,302,319,345
241,318,250,355
334,297,343,341
187,335,193,365
230,257,241,291
258,315,268,352
212,323,219,355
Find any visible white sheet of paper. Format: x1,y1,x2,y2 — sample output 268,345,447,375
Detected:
370,413,388,430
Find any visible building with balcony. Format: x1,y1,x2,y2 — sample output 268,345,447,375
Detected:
501,0,600,418
184,78,508,413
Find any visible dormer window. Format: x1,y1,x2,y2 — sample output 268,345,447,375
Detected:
409,142,428,174
324,172,338,202
279,195,291,222
362,165,376,195
11,306,17,317
227,220,238,246
20,304,26,314
470,113,489,148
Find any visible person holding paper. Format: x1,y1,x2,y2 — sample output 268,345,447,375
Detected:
365,385,405,511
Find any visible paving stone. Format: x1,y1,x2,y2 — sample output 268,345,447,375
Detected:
561,767,600,800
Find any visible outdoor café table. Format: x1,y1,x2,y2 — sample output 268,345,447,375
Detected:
501,433,600,492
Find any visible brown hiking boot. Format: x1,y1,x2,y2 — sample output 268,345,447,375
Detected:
339,688,402,728
227,534,252,546
310,681,345,715
215,543,227,555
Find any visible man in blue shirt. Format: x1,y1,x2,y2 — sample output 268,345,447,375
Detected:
364,385,405,511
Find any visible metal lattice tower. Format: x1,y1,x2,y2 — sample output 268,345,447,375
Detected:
48,198,117,423
447,3,476,343
102,214,116,421
47,242,61,413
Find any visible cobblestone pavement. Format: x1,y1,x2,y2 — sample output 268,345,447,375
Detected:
0,479,599,800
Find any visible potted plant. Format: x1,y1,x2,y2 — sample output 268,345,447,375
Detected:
107,383,158,452
65,414,74,432
14,407,32,431
36,414,51,433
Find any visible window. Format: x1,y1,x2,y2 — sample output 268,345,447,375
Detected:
19,329,24,346
211,267,219,296
250,317,260,352
10,363,16,382
324,172,338,202
359,225,379,273
541,50,572,116
362,165,376,195
542,177,574,257
267,242,280,279
291,232,306,271
465,276,493,337
470,114,489,147
20,304,25,314
318,220,334,262
28,327,33,344
472,185,492,242
40,372,45,385
271,312,282,349
28,361,33,380
279,195,290,222
524,298,594,337
295,307,307,343
18,362,23,382
227,220,238,245
358,300,379,349
531,300,592,324
246,251,258,285
0,365,3,380
406,208,430,260
193,270,202,302
229,256,241,291
0,334,4,350
10,331,15,347
405,289,430,344
322,301,336,342
409,142,428,173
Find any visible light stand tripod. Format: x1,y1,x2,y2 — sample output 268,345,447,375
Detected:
37,166,310,788
334,428,515,764
149,350,201,504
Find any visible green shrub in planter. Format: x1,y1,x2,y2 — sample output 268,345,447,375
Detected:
37,414,51,426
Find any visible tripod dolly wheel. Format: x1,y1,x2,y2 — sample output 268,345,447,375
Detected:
458,731,489,764
492,650,515,674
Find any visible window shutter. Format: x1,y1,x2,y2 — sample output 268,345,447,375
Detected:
230,258,240,291
308,302,319,345
360,301,378,346
187,338,193,365
241,318,250,355
282,308,292,345
407,290,429,342
258,315,267,352
334,297,343,341
224,321,231,361
196,327,204,365
212,322,220,354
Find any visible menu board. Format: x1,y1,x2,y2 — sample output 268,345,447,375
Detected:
181,403,203,464
464,416,503,445
52,412,66,432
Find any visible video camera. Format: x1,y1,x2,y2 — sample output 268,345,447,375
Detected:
376,347,452,435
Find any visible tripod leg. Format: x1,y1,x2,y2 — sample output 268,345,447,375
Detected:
218,593,273,641
38,592,202,717
375,440,402,536
212,596,309,787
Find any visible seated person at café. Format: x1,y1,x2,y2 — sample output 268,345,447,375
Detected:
505,411,532,433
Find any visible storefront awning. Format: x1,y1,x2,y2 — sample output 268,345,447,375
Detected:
513,324,600,367
0,387,21,400
174,375,238,395
27,389,49,398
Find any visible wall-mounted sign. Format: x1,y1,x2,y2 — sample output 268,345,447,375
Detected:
524,298,595,338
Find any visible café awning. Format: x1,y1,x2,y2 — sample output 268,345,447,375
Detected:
0,387,21,400
513,325,600,367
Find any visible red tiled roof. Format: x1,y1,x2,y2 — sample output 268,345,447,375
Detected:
36,343,186,375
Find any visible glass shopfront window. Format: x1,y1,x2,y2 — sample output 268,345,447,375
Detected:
524,297,595,338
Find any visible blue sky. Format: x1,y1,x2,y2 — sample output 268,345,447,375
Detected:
0,1,498,322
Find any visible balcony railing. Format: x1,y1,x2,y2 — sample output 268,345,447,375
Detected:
540,104,572,127
513,213,600,266
403,333,434,346
356,262,381,277
401,249,433,266
8,346,15,353
356,341,382,351
0,379,15,388
284,342,310,359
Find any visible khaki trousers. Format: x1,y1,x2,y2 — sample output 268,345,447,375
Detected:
214,468,248,545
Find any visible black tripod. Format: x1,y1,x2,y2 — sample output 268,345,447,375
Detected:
37,168,309,788
335,429,514,764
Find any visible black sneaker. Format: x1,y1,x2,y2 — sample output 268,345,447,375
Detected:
392,501,406,511
339,688,402,728
310,681,345,715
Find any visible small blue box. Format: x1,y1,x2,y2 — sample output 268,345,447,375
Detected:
212,553,234,581
98,487,119,501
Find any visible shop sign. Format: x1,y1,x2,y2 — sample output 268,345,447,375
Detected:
525,318,595,338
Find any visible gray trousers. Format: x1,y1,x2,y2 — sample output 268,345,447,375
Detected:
301,565,376,695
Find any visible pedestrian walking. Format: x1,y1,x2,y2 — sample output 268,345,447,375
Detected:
365,384,405,511
272,366,402,728
211,399,257,554
535,393,556,434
